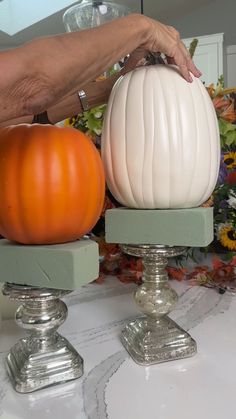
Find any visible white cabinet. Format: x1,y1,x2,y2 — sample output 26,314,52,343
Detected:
182,33,224,86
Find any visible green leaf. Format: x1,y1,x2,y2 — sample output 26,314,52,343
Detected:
76,104,107,136
218,118,236,135
189,38,198,58
217,75,224,88
225,129,236,146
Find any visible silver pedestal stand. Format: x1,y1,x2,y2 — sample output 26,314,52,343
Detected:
2,283,83,393
120,245,197,365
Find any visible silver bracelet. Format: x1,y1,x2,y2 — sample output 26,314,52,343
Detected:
78,89,89,112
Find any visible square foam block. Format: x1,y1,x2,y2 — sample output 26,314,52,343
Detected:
105,207,213,247
0,239,99,290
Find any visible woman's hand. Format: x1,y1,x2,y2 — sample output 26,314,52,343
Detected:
122,18,201,82
143,18,201,81
0,13,201,123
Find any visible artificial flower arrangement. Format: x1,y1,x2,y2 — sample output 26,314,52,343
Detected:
167,78,236,290
65,54,236,289
210,79,236,255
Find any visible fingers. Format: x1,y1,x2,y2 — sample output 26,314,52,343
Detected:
166,46,201,82
179,41,202,78
168,35,201,82
175,56,202,83
145,19,202,83
187,55,202,78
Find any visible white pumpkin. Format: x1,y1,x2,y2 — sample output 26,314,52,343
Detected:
101,65,220,209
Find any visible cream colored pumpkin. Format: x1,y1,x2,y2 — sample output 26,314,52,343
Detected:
101,65,220,208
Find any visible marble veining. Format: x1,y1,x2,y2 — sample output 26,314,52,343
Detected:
0,277,234,419
83,351,127,419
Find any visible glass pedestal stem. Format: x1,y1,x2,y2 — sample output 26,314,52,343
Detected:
120,245,197,365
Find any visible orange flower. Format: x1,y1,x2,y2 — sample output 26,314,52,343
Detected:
212,256,224,270
213,96,230,110
211,257,236,282
219,101,236,123
166,267,187,281
202,196,214,207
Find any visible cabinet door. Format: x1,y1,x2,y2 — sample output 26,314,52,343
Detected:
182,33,224,86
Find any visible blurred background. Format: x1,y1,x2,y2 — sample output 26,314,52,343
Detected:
0,0,235,48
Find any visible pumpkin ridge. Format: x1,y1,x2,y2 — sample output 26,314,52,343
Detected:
141,67,149,208
196,79,213,205
150,69,155,207
71,132,94,237
78,138,101,234
156,67,171,207
106,78,124,205
184,77,199,206
197,81,220,203
170,69,184,207
18,129,35,242
144,66,157,208
9,133,29,241
124,71,138,207
52,133,76,238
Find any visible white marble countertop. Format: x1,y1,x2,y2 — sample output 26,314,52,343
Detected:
0,277,235,419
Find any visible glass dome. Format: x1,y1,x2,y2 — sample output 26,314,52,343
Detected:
63,1,130,32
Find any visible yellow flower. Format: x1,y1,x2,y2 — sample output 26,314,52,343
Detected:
223,152,236,170
64,118,72,127
64,116,79,127
218,224,236,250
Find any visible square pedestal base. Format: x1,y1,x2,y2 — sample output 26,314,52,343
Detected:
121,316,197,365
6,333,83,393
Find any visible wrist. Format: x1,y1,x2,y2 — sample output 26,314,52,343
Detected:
130,14,159,53
128,14,153,50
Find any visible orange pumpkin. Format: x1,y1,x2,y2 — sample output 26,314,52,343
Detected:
0,124,105,244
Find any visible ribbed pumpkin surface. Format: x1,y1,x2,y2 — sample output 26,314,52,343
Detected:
0,124,105,244
102,65,220,208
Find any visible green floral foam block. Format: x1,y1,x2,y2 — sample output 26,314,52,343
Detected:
0,239,99,290
105,208,213,247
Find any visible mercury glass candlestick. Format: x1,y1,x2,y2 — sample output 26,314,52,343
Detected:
2,283,83,393
120,244,197,365
0,238,99,393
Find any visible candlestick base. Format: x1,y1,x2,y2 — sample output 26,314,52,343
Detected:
121,316,196,365
6,334,83,393
3,283,83,393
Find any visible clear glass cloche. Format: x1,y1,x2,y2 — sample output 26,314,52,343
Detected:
63,1,130,32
